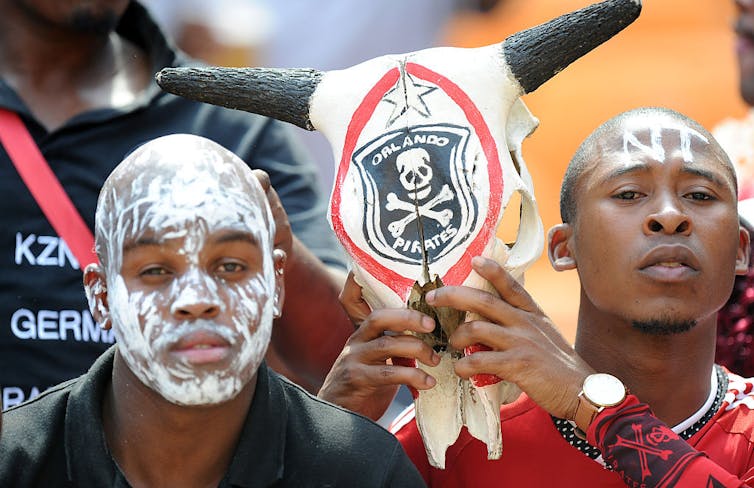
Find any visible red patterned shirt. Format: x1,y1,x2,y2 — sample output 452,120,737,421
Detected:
392,369,754,487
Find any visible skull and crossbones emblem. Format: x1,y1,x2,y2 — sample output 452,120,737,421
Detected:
385,148,454,238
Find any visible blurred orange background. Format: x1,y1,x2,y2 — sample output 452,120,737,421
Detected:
445,0,748,342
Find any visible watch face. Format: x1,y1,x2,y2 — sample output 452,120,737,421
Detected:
583,373,626,406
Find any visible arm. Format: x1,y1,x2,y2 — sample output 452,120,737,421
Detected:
589,398,749,488
318,272,440,420
430,256,752,487
254,170,353,393
270,236,352,392
246,116,354,392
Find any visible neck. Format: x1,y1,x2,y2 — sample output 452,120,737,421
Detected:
574,296,717,427
104,350,255,488
0,2,150,130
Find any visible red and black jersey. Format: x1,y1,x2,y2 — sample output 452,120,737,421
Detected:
392,369,754,487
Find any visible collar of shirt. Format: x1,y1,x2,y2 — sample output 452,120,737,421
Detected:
63,347,288,487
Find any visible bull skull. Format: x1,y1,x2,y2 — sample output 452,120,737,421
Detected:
157,0,641,469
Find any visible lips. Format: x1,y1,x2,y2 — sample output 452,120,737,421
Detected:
171,330,232,364
638,245,699,282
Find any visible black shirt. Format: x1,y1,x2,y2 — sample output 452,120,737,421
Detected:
0,1,345,409
0,347,426,487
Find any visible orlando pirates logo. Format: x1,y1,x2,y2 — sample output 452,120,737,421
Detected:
352,124,478,265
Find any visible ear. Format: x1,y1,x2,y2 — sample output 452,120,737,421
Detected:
548,223,576,271
272,249,286,318
83,263,111,330
736,225,751,276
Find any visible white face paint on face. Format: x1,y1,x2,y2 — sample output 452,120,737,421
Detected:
622,124,710,165
95,135,277,406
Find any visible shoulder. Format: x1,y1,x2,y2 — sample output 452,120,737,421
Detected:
149,93,312,178
3,377,75,431
0,378,76,482
685,370,754,479
162,63,318,163
273,374,427,486
723,370,754,411
157,58,292,144
0,348,112,470
706,370,754,443
276,373,399,447
155,90,284,142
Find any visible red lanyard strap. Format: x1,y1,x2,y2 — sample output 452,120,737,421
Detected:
0,109,97,268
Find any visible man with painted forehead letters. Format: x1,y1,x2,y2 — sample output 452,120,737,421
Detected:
322,108,754,487
0,134,425,488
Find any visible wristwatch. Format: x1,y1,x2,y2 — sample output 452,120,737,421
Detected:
571,373,627,439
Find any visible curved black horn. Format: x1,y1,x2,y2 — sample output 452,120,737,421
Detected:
155,67,323,131
504,0,641,94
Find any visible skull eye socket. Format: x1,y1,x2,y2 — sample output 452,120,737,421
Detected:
509,150,522,177
497,149,527,249
498,189,523,249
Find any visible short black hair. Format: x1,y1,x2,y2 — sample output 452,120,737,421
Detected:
559,107,736,224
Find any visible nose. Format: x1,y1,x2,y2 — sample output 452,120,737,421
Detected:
643,198,691,236
170,273,221,320
173,299,220,320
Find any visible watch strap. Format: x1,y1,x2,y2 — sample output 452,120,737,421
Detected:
573,390,603,439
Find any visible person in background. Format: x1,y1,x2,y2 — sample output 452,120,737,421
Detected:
0,0,353,409
715,213,754,376
706,0,754,377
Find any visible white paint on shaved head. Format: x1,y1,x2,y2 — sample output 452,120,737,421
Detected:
98,136,271,267
622,125,710,164
92,134,278,406
561,107,736,224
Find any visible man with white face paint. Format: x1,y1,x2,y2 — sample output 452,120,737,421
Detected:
321,108,754,486
96,134,282,407
0,134,425,488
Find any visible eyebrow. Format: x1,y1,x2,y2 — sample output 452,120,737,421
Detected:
211,230,260,247
681,166,727,188
123,236,161,254
122,230,261,254
596,163,648,185
597,162,729,188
